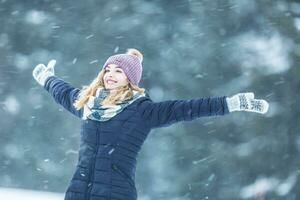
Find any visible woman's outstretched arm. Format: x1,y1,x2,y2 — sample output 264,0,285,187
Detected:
137,96,229,129
43,76,83,118
137,92,269,129
32,59,83,118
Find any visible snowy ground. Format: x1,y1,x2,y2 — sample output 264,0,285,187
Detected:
0,187,64,200
0,187,156,200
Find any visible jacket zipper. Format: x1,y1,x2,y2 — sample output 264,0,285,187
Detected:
86,130,99,200
112,164,135,188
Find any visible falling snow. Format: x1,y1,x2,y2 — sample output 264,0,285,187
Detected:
0,0,299,199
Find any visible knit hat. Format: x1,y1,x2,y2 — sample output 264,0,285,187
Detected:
102,49,143,86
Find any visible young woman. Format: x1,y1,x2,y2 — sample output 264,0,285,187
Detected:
32,48,269,200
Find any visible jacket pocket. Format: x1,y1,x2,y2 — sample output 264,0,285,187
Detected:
111,164,135,188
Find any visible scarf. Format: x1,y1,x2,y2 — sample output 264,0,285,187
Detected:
81,87,146,121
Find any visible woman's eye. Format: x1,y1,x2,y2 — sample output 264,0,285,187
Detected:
104,69,122,73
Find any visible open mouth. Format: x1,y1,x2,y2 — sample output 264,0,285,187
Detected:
106,79,117,84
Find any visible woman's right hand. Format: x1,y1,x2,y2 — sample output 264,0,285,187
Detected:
32,59,56,86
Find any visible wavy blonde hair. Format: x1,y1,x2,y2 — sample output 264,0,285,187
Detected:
73,48,146,110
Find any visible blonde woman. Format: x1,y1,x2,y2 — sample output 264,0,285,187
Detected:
32,48,269,200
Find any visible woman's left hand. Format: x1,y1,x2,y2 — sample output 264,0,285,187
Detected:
226,92,269,114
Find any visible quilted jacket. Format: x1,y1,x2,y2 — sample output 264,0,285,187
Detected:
43,76,229,200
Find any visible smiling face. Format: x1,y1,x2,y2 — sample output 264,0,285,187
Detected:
103,64,129,91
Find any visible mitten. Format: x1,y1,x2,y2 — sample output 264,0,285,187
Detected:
32,59,56,86
226,92,269,114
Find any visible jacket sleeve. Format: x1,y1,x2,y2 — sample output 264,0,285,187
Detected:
43,76,83,118
137,96,229,129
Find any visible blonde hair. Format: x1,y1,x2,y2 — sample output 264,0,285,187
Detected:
73,48,146,110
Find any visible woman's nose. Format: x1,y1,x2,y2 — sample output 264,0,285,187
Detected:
107,71,113,76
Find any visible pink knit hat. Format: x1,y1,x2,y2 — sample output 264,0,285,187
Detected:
102,49,143,86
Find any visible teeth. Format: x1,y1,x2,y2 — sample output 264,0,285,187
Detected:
107,80,116,84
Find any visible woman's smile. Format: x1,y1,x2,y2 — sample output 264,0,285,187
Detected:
106,78,118,84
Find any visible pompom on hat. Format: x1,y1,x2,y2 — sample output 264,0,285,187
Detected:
102,48,143,86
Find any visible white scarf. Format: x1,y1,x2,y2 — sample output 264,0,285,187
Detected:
81,87,145,121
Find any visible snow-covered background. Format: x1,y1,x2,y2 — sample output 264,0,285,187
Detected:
0,187,63,200
1,0,300,199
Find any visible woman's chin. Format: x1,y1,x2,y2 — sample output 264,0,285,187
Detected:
105,85,117,90
104,83,127,91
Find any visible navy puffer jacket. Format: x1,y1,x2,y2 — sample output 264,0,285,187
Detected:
44,76,229,200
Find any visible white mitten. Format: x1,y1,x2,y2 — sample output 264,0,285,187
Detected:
226,92,269,114
32,59,56,86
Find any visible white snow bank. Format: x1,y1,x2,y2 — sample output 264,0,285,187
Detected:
0,187,64,200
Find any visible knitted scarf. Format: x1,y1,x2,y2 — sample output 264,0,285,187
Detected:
82,87,146,121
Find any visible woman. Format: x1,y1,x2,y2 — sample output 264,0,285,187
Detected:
32,48,269,200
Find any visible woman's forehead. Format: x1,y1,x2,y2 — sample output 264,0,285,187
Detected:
107,64,120,68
